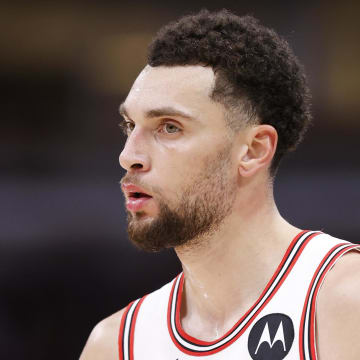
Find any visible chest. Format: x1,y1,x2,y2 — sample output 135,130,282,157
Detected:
120,232,359,360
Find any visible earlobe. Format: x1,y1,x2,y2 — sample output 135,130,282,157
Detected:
238,154,255,177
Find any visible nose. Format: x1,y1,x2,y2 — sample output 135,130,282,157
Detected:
119,131,151,172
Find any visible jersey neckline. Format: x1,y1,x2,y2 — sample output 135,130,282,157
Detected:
167,229,321,356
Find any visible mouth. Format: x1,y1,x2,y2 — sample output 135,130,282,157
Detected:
121,182,154,212
126,191,153,212
129,192,152,200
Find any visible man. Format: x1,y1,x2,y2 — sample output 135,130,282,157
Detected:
81,9,360,360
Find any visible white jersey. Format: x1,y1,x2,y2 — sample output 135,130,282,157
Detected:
119,230,360,360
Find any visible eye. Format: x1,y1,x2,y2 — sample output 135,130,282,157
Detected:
161,122,181,134
118,121,135,135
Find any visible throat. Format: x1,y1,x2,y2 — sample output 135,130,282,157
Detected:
180,274,247,341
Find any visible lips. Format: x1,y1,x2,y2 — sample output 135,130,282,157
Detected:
122,183,153,212
122,183,152,199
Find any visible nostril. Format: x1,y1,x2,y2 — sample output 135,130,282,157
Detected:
131,163,143,169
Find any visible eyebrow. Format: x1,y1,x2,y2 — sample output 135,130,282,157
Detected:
118,103,194,121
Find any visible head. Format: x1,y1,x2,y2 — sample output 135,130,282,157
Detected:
119,9,311,252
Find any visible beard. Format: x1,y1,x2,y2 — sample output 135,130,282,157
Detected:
124,141,237,252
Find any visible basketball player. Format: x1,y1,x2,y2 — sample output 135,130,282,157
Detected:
80,9,360,360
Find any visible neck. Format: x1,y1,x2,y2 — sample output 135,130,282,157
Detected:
174,181,300,341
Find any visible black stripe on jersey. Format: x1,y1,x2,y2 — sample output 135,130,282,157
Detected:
128,304,135,360
170,230,319,354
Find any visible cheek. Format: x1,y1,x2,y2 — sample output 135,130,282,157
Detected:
153,155,201,200
153,135,230,193
156,141,203,174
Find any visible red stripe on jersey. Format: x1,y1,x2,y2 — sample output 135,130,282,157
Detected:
167,274,183,352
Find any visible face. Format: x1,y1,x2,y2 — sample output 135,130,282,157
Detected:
119,65,239,252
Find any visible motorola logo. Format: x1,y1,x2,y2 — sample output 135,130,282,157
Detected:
248,313,294,360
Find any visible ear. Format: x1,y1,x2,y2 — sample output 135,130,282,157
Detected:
238,125,278,177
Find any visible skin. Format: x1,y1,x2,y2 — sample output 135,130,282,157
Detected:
80,65,360,360
122,128,236,252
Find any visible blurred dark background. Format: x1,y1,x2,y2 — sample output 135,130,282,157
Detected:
1,0,360,358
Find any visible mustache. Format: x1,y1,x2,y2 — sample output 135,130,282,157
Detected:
119,175,143,187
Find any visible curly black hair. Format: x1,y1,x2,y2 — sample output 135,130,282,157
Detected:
148,9,312,175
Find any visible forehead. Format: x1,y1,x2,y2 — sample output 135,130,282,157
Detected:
124,65,218,118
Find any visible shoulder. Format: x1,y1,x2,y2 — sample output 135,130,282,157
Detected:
80,307,126,360
316,250,360,360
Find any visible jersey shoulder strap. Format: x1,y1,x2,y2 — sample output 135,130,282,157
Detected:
299,233,360,360
118,278,175,360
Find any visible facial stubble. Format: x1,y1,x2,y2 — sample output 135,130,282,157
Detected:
126,142,236,252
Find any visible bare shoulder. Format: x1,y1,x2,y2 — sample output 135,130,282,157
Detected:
317,250,360,360
79,307,126,360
